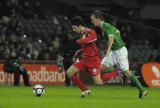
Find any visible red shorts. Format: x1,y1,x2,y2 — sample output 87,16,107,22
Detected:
73,56,101,76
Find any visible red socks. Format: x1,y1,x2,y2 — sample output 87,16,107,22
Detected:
70,74,88,91
70,71,117,91
101,71,118,82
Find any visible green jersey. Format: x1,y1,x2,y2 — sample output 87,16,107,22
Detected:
102,22,125,51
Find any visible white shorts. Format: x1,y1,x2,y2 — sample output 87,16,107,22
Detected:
101,46,129,72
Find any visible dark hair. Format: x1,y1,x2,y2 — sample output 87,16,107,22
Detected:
90,10,104,21
71,16,85,26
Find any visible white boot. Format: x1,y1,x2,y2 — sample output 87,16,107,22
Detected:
81,90,91,98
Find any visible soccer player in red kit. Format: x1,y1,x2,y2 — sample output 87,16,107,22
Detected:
66,16,117,97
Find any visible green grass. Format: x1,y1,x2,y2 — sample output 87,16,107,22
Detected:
0,85,159,108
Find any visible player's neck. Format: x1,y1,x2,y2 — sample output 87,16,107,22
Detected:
100,21,104,28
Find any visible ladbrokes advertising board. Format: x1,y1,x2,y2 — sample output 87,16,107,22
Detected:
141,62,160,88
0,64,65,85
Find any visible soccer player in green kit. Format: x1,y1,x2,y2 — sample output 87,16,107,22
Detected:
90,10,148,99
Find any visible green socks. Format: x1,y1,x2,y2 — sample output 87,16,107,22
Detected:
129,73,145,92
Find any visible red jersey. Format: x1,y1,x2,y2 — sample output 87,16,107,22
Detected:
76,28,99,59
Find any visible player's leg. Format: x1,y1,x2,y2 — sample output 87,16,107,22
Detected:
90,67,117,85
66,61,89,97
117,47,148,99
121,73,128,87
89,67,103,85
124,70,148,98
101,64,118,83
100,56,118,83
14,72,20,86
66,65,88,91
20,69,30,86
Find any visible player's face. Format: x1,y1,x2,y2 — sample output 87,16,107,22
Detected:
72,25,81,33
90,15,100,27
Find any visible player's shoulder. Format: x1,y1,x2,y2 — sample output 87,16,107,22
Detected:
103,22,118,31
103,22,112,28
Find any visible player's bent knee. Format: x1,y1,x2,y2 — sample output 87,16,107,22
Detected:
66,65,78,78
66,69,74,78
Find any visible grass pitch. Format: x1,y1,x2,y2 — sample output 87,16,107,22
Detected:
0,85,159,108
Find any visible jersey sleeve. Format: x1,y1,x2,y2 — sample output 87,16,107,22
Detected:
76,30,97,44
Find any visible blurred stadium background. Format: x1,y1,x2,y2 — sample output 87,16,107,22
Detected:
0,0,160,84
0,0,160,107
0,0,159,85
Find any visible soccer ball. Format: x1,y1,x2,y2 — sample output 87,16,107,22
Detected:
33,85,45,97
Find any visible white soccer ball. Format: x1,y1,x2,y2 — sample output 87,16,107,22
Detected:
33,85,45,97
